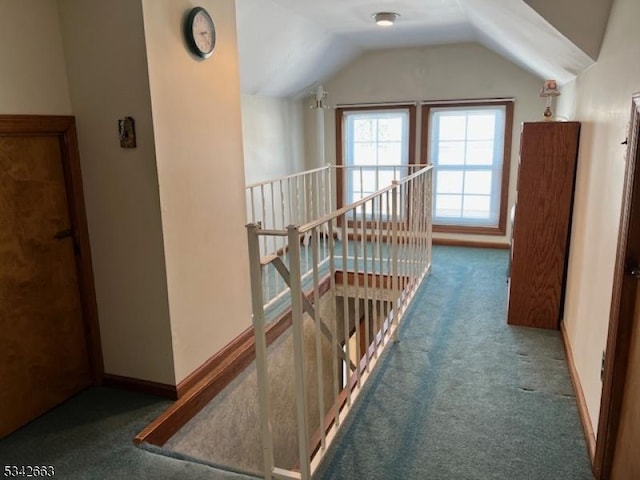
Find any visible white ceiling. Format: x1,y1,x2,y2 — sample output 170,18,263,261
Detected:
235,0,606,98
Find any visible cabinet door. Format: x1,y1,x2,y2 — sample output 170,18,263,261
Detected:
507,122,580,329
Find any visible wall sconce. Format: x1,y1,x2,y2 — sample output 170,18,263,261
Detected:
118,116,136,148
310,89,330,109
539,80,560,121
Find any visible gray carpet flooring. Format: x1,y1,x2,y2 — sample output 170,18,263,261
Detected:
0,387,257,479
313,246,594,479
0,246,593,479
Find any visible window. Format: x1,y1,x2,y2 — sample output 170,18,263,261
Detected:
336,105,416,218
423,101,513,234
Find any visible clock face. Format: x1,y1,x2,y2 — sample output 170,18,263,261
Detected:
185,7,216,58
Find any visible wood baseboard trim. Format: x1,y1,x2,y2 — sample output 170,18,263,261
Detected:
135,275,332,447
135,325,270,446
433,225,506,236
561,321,596,463
432,238,510,249
135,320,284,446
103,374,177,400
176,326,253,399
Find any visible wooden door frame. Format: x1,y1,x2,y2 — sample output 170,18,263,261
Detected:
594,93,640,479
0,115,103,384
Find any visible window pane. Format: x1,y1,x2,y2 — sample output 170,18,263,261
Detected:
354,118,374,141
436,194,462,218
342,108,411,216
378,118,403,141
463,195,491,219
438,115,466,141
467,114,495,140
353,143,376,165
351,170,377,193
437,170,463,194
378,196,390,218
428,104,509,228
351,191,365,203
378,142,402,165
438,141,465,165
464,171,492,195
378,170,395,188
466,141,493,165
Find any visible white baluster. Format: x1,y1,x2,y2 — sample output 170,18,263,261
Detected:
361,202,370,373
287,225,311,480
311,228,326,452
327,218,340,429
246,224,275,479
341,217,351,407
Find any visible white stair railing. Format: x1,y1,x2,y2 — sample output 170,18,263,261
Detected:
246,166,333,315
246,165,433,480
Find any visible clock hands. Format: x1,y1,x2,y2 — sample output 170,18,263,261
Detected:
197,31,211,50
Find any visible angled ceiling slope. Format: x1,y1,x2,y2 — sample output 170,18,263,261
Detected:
523,0,613,60
236,0,610,98
235,0,360,97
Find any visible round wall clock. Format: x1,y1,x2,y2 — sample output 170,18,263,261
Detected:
184,7,216,59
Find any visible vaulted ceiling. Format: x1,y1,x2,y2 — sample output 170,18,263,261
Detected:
235,0,612,98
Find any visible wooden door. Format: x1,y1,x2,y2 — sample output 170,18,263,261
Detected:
610,289,640,479
0,116,101,439
595,93,640,479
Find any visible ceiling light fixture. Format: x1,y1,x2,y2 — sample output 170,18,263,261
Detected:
373,12,399,27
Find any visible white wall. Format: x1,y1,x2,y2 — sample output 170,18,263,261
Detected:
141,0,252,384
58,0,175,384
1,0,274,387
558,0,640,434
0,0,71,114
242,95,306,233
241,94,305,185
309,43,544,245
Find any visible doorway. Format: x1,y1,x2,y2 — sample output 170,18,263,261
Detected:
0,115,102,439
594,93,640,479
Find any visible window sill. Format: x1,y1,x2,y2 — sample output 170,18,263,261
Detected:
433,224,506,236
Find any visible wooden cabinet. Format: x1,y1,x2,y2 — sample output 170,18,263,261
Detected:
507,121,581,330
